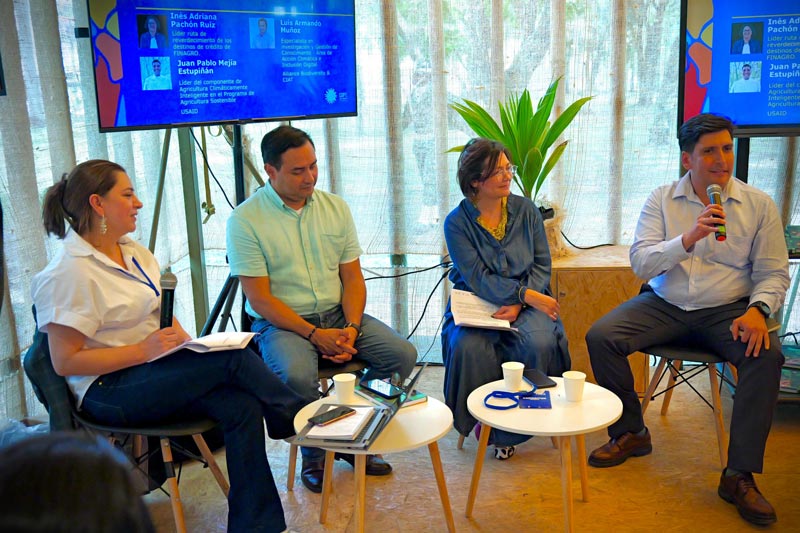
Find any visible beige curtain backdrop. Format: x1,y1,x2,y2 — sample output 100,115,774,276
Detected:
1,0,798,422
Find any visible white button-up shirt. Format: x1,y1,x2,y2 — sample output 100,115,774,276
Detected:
31,231,163,404
630,172,789,312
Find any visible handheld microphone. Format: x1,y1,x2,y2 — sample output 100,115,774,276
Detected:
706,184,727,242
160,272,178,329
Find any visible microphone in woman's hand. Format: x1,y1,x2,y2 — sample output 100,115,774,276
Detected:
706,184,727,242
160,272,177,329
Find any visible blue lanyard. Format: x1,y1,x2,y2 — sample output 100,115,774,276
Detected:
483,384,539,410
114,257,160,297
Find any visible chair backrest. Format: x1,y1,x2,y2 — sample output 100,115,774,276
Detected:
22,308,76,431
241,296,254,333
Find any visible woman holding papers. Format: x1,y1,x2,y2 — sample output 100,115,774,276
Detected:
31,160,305,533
441,139,571,459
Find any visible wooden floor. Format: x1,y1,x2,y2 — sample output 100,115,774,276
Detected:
145,365,800,532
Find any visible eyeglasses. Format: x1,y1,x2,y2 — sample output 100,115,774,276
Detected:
490,165,517,178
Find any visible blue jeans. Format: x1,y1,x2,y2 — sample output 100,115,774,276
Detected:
252,306,418,461
81,347,305,533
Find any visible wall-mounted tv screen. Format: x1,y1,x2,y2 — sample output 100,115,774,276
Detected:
678,0,800,137
87,0,357,132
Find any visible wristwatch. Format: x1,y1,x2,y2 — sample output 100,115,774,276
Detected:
344,322,363,338
747,301,771,317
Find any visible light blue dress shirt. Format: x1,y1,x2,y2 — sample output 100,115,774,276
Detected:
226,182,362,317
630,172,789,312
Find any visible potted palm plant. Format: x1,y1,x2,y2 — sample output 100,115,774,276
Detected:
449,77,591,209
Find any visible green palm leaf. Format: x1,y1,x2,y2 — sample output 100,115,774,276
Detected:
542,96,592,152
522,146,544,198
449,78,591,201
450,100,503,140
534,141,568,198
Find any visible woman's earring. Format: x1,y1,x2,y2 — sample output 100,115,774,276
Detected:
100,215,107,235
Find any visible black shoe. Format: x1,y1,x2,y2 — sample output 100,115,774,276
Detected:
300,457,325,493
335,452,393,476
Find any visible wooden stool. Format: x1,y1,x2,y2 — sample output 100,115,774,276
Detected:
641,344,729,468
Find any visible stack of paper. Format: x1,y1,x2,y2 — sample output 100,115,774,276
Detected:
149,331,256,362
450,289,517,331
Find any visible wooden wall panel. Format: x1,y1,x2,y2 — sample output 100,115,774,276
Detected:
552,246,649,393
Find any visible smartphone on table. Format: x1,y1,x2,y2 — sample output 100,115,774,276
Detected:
359,378,404,399
308,405,356,426
523,368,557,388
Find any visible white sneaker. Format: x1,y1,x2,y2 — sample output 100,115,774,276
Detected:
494,445,516,460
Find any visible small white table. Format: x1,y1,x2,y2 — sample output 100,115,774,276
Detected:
466,378,622,533
293,395,455,533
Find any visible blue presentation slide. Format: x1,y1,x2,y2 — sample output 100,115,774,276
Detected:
712,1,799,128
686,0,800,132
89,0,357,131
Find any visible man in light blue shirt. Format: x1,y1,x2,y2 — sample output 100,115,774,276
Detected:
586,114,787,527
226,125,417,494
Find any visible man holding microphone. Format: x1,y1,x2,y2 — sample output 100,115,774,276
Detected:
585,113,788,526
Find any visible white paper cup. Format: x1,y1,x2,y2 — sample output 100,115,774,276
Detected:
562,370,586,402
502,361,525,391
332,373,356,404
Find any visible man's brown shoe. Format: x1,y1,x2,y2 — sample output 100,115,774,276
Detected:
588,428,652,467
718,471,777,525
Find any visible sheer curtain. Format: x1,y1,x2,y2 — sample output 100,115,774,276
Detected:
1,0,798,422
